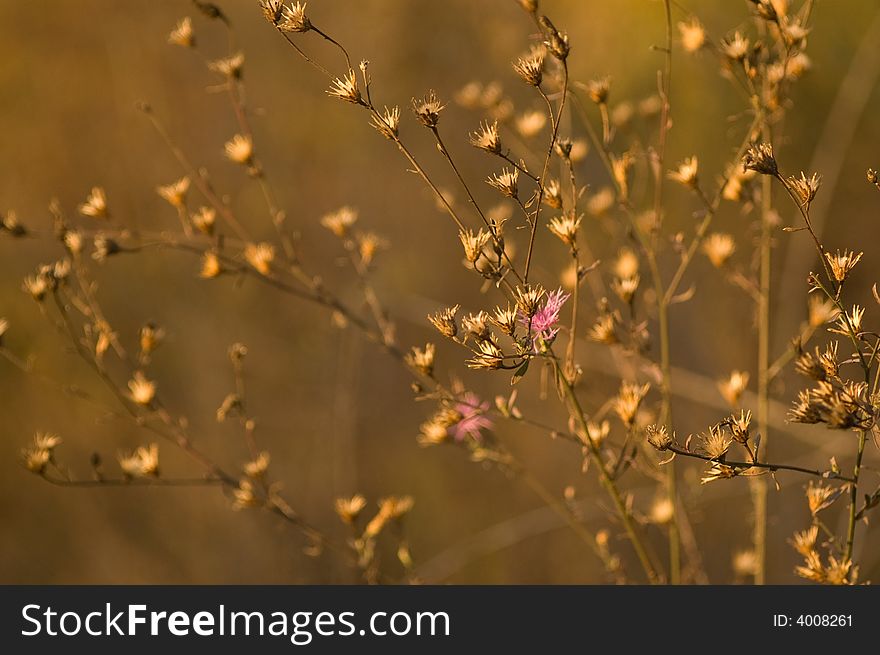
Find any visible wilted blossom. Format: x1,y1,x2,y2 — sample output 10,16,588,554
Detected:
520,287,569,352
453,392,493,441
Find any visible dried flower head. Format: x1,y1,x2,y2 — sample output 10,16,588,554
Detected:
701,425,731,459
718,370,749,407
168,16,195,47
668,156,699,188
1,209,27,237
585,420,610,447
513,45,545,87
678,18,706,53
790,525,819,558
807,294,839,327
328,70,363,105
787,171,821,208
469,120,502,154
320,206,358,238
588,313,619,345
459,228,492,263
405,343,436,377
209,52,245,79
370,106,400,140
612,275,640,304
615,381,650,427
118,443,159,478
128,372,156,406
244,242,275,275
412,90,445,128
277,2,310,32
243,451,271,478
585,77,611,105
515,110,547,138
645,424,672,451
742,143,778,176
224,134,254,165
486,167,519,199
728,409,752,443
61,231,82,257
462,311,492,342
543,179,563,209
156,177,191,208
335,494,368,524
540,16,569,60
191,206,216,235
466,340,505,370
824,249,862,283
78,186,109,219
868,168,880,190
200,251,222,279
260,0,285,25
806,481,840,515
721,32,750,61
232,479,259,510
428,305,460,339
139,323,165,359
547,214,581,248
702,232,736,268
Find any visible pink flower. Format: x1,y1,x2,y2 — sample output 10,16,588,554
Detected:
453,392,493,442
520,287,569,352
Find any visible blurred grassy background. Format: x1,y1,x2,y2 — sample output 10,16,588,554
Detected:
2,0,880,583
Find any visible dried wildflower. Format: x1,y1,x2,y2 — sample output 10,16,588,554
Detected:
191,206,216,235
320,206,358,238
831,304,865,335
806,481,840,515
200,251,222,279
733,550,758,577
790,525,819,557
243,451,271,478
678,18,706,53
787,171,821,208
486,167,519,199
824,249,862,283
232,479,259,510
787,389,823,425
139,323,165,359
824,556,855,586
543,179,563,209
33,432,62,452
701,462,737,484
783,21,810,47
469,120,502,154
742,143,778,176
156,177,191,208
370,106,400,140
405,343,436,377
128,372,156,406
92,235,120,263
260,0,285,25
868,168,880,190
729,410,752,443
612,275,640,304
614,249,639,279
418,416,450,447
335,494,367,524
718,370,749,407
615,382,650,427
490,305,518,337
23,273,51,301
453,392,493,441
209,52,245,79
702,232,736,268
513,45,545,87
515,110,547,138
808,294,838,327
356,232,385,267
611,153,633,200
701,425,731,459
466,340,505,370
1,209,27,237
168,16,195,47
78,186,109,219
514,285,546,318
328,70,363,104
668,156,699,188
412,90,445,128
749,0,779,21
462,311,492,342
428,305,460,339
64,230,83,257
588,313,619,345
244,242,275,275
794,550,824,582
721,32,750,61
547,214,581,248
649,497,674,524
224,134,254,165
540,16,569,60
459,228,492,263
521,288,569,352
277,1,310,32
22,446,51,474
118,443,159,478
585,77,611,105
645,424,672,451
587,187,615,216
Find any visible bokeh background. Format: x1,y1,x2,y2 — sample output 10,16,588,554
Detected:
2,0,880,584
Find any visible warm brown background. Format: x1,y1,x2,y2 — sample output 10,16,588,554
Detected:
2,0,880,583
